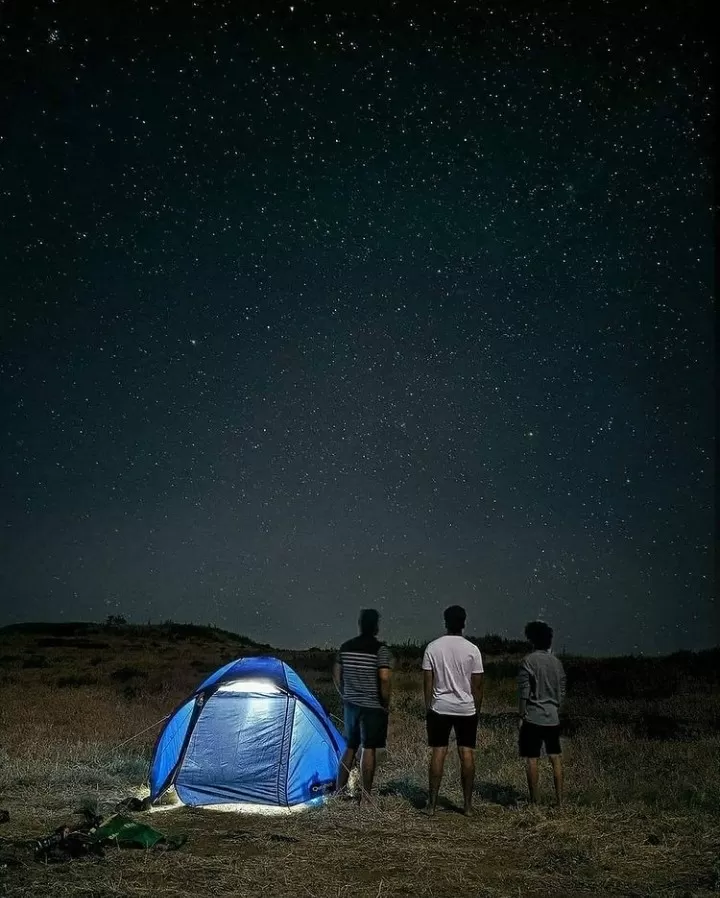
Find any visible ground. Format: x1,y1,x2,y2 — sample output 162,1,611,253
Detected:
0,623,718,897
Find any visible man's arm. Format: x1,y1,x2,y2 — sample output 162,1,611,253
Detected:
423,669,434,711
518,696,527,724
518,664,530,726
378,667,392,710
332,659,342,695
471,672,484,714
376,645,393,710
558,662,567,708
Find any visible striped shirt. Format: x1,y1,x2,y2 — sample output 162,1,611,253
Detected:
336,635,393,709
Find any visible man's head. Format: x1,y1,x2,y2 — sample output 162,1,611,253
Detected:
359,608,380,637
524,620,554,650
443,605,466,635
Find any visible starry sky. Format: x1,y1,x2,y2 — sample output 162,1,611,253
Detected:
0,1,715,656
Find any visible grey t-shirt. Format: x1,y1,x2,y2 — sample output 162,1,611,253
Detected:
518,650,566,726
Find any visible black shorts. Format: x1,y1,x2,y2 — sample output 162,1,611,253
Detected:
426,710,478,749
343,703,388,750
519,721,562,758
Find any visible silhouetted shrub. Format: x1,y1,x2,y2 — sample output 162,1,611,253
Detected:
388,641,425,662
565,657,681,700
22,655,48,669
37,638,110,649
484,660,522,680
1,622,93,637
288,650,334,671
389,634,530,663
668,648,720,684
110,666,148,683
473,633,530,655
106,614,127,627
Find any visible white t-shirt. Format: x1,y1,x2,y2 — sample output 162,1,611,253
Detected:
422,635,484,716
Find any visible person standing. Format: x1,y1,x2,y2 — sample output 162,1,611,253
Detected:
517,620,567,806
332,609,393,802
422,605,484,816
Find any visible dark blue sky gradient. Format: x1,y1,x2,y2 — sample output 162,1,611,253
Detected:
0,1,714,654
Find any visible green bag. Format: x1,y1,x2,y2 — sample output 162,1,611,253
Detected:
91,814,186,850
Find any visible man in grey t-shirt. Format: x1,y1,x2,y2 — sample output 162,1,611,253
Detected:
518,620,566,806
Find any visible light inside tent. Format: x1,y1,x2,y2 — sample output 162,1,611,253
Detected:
215,678,283,695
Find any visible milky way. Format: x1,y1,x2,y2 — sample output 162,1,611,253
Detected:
0,2,714,654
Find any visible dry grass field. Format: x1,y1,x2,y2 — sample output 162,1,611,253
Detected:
0,622,718,898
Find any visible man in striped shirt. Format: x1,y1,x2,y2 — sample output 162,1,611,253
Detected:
332,609,393,801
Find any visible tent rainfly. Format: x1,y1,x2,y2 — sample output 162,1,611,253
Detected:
149,656,345,808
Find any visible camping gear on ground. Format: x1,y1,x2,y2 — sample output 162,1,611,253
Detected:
149,655,345,808
34,808,104,862
92,814,186,850
35,826,105,863
33,811,185,863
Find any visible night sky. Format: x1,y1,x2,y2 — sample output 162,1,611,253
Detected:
1,2,714,656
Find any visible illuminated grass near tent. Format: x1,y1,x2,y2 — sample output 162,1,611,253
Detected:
147,787,316,816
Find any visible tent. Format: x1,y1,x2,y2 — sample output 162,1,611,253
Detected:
149,656,345,808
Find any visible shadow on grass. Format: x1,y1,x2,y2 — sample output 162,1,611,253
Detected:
379,775,525,811
475,780,525,807
380,780,438,811
379,779,427,808
379,779,462,813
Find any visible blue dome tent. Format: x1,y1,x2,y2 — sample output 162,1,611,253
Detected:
149,656,345,808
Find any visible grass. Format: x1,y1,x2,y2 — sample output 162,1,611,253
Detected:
0,624,718,897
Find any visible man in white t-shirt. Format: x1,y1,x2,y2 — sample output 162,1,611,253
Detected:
421,605,484,816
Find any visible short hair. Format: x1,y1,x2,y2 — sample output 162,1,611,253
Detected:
444,605,466,633
359,608,380,636
525,620,553,650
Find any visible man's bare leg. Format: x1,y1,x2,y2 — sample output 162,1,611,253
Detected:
548,754,563,806
458,747,475,816
335,747,356,793
360,748,376,801
426,746,448,815
525,757,540,803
